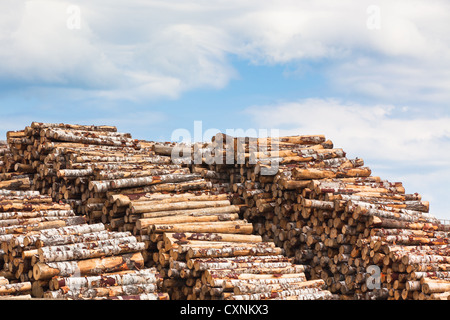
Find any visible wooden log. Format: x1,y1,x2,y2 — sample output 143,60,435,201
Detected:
109,173,201,190
422,281,450,294
0,177,31,190
137,213,239,230
0,216,86,235
186,243,283,259
293,167,371,180
165,232,262,247
110,192,218,207
130,193,229,206
149,221,254,234
34,230,130,249
140,205,240,219
42,128,138,148
368,216,449,231
0,209,74,221
0,282,31,295
229,287,332,300
234,278,324,295
38,239,143,262
30,122,117,132
51,283,159,299
32,252,145,280
131,200,231,214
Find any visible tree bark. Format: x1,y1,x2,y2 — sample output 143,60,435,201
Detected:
136,213,239,230
131,200,231,214
149,221,253,234
140,205,240,219
0,282,32,295
52,269,161,290
33,252,145,280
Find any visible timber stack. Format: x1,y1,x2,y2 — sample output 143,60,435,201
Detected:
1,122,448,300
130,140,333,300
61,132,332,300
95,147,333,300
2,122,332,300
0,186,166,300
135,191,333,300
191,132,450,300
0,132,167,300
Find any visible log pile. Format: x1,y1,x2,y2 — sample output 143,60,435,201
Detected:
118,140,333,301
191,132,450,300
3,122,162,221
138,192,334,300
2,122,333,301
99,157,334,300
0,150,166,300
1,136,33,190
0,192,166,300
2,122,448,300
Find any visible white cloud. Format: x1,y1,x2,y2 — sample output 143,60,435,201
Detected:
245,98,450,219
1,0,450,103
0,0,237,100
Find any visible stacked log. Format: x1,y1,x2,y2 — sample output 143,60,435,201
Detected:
141,141,335,300
76,137,328,301
0,150,166,300
136,191,334,300
95,169,211,232
0,137,34,190
3,123,162,220
0,276,31,299
3,123,327,301
0,199,166,300
3,122,448,301
194,132,450,300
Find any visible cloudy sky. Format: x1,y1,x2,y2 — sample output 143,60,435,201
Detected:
1,0,449,219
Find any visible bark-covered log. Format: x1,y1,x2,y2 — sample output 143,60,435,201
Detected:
0,216,86,235
51,269,161,290
33,252,145,280
136,213,240,231
149,220,254,234
131,199,231,214
0,282,32,295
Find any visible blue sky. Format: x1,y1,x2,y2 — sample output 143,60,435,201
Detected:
1,0,450,219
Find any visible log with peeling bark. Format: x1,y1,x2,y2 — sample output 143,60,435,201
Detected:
41,128,140,148
33,251,145,280
130,199,231,215
0,282,32,295
147,220,254,234
50,269,161,291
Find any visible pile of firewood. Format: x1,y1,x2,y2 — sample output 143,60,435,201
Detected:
135,191,334,300
0,149,166,300
94,151,334,300
2,122,448,300
1,122,334,301
0,187,166,300
4,122,157,218
189,132,450,300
